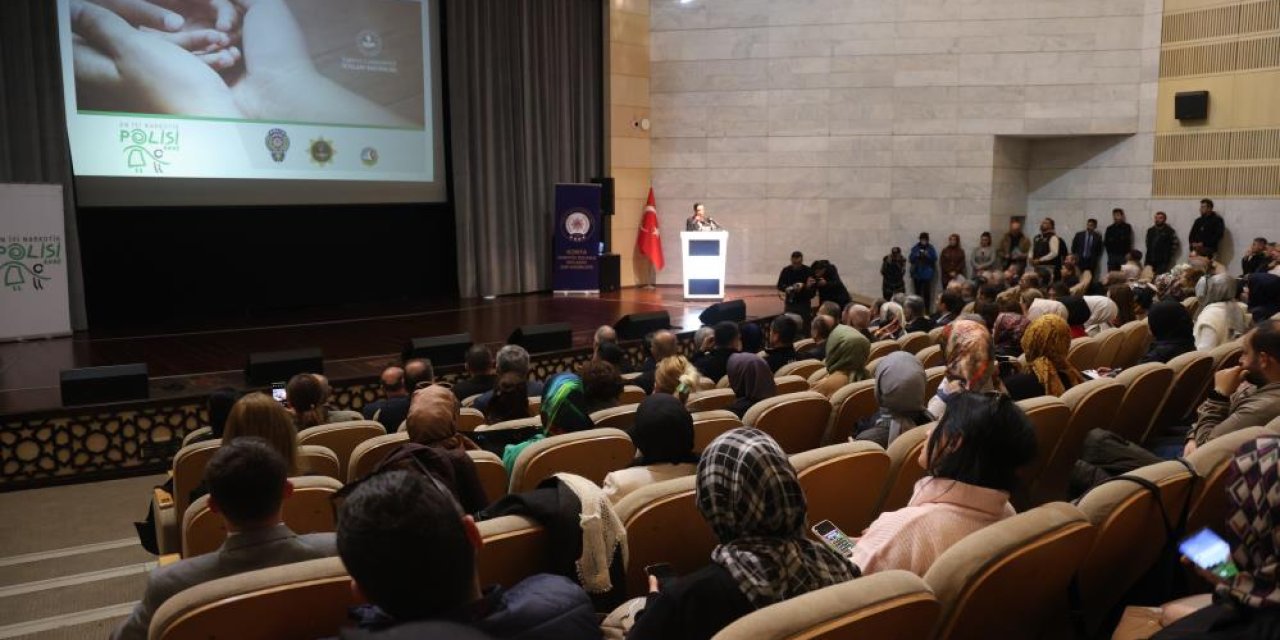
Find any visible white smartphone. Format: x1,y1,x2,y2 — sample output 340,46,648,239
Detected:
271,382,286,404
811,519,856,558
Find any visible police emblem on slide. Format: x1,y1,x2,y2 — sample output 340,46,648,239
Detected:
564,211,592,241
356,30,383,57
309,138,335,166
265,128,290,162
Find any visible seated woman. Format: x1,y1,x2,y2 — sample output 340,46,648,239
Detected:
654,355,704,404
483,371,531,424
501,373,596,474
1142,300,1196,364
928,320,1002,420
580,360,625,414
1003,315,1083,400
853,393,1036,576
601,395,699,504
725,354,776,418
812,325,870,397
185,387,240,445
1059,295,1091,338
1026,297,1068,323
993,310,1030,359
1083,295,1119,337
286,373,362,430
224,392,302,474
1108,283,1137,325
856,351,933,446
626,428,857,640
1195,274,1248,351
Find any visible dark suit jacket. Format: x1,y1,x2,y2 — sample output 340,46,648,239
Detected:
113,525,337,640
1071,230,1103,263
362,396,410,433
452,374,498,403
693,348,736,383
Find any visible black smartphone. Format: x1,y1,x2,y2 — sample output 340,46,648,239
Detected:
645,562,675,590
1179,527,1239,580
811,519,856,558
271,382,286,405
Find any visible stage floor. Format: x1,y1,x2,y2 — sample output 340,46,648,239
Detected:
0,286,783,415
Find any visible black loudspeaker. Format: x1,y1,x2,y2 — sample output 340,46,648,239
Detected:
507,323,573,353
246,348,323,386
60,363,149,406
1175,91,1209,120
614,311,671,340
591,176,615,216
402,332,472,366
698,299,747,325
599,253,620,292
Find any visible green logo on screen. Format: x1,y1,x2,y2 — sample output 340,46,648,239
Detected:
0,235,62,292
119,124,179,175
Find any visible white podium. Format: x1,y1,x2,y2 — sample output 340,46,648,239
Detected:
681,231,728,299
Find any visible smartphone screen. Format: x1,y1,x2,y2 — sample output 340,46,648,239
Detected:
812,520,856,558
645,563,675,589
1179,527,1239,579
271,382,286,404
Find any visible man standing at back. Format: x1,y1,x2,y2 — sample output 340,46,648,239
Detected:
1071,218,1103,277
1189,198,1225,259
1030,218,1064,282
909,233,938,312
997,218,1031,271
1145,211,1180,275
1104,208,1133,273
776,251,814,329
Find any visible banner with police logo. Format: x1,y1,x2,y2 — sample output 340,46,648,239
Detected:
0,184,72,341
552,183,602,294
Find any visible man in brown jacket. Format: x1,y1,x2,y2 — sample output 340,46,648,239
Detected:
1184,319,1280,455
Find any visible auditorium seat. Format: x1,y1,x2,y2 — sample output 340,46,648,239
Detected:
741,391,832,454
621,371,643,382
807,367,829,386
1012,397,1071,509
1094,328,1127,369
153,439,222,554
916,344,944,368
1075,461,1195,636
716,375,731,389
1113,321,1152,369
527,395,542,416
924,365,947,400
1209,339,1243,373
823,379,877,445
898,331,932,355
1068,336,1100,373
181,476,342,558
773,374,810,394
793,338,817,353
297,445,341,481
590,403,640,432
712,570,940,640
475,515,550,589
923,502,1095,640
458,407,486,432
876,424,930,514
508,428,635,493
181,427,212,448
928,326,945,344
1031,378,1125,505
614,475,718,597
347,432,409,482
149,557,354,640
1183,426,1272,535
685,388,736,412
863,357,883,378
791,441,890,536
1181,296,1200,317
1110,363,1175,445
620,385,647,405
473,416,541,432
296,420,386,480
468,449,509,503
691,410,743,452
868,340,900,361
461,393,482,408
1152,351,1215,434
776,358,824,380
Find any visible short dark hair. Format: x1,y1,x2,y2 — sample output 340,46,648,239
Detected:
940,292,964,314
1248,320,1280,362
204,438,288,526
404,358,433,389
1112,208,1124,215
770,315,797,345
927,393,1037,493
693,201,703,211
596,342,626,367
207,387,241,439
904,295,926,319
464,345,493,373
975,301,999,329
1256,237,1269,245
1128,249,1143,262
790,250,803,259
581,360,624,404
1049,282,1071,299
981,231,992,238
1087,218,1097,225
1201,198,1214,208
713,321,740,348
1042,217,1055,228
980,285,1002,301
337,470,474,621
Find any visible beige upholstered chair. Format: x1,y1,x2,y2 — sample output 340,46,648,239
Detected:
468,449,508,503
1209,340,1244,375
868,340,900,361
460,393,482,408
712,570,940,640
297,445,342,481
808,367,830,386
458,407,486,432
620,385,647,405
793,338,817,353
1152,351,1215,433
475,515,550,589
615,475,719,597
1093,328,1128,369
473,415,542,433
776,358,824,380
1012,397,1071,509
296,420,385,480
924,502,1095,640
152,440,222,554
792,442,890,536
916,344,945,368
1068,336,1100,372
1075,461,1195,636
716,375,731,389
346,432,409,483
1113,321,1152,368
898,331,932,355
1110,363,1175,444
774,374,811,395
181,427,212,448
823,379,877,445
1182,296,1201,317
742,391,833,454
686,388,737,413
590,403,640,432
924,365,947,401
1183,426,1273,535
691,410,743,452
928,326,945,344
149,557,354,640
1031,378,1125,505
181,476,343,558
508,428,635,493
863,357,883,379
876,424,930,514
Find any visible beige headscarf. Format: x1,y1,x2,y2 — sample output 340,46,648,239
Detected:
406,385,477,450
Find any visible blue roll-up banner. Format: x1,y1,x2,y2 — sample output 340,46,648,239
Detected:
552,183,602,294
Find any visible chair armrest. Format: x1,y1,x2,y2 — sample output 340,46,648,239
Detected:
154,487,174,509
157,554,181,567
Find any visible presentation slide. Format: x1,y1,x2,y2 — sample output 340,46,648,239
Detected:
56,0,447,206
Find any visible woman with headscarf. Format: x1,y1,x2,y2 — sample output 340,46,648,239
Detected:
1083,295,1119,337
873,301,905,340
1141,300,1196,364
602,395,699,504
501,373,596,473
855,352,934,447
993,311,1031,358
1194,274,1248,351
627,428,857,640
811,324,870,398
853,393,1036,576
1026,297,1069,323
738,323,765,355
1003,315,1083,400
928,320,1003,420
1246,273,1280,324
726,354,777,418
1060,295,1092,338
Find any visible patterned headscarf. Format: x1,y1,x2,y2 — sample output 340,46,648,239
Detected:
727,353,777,403
1020,315,1082,397
824,325,871,380
697,428,856,608
539,373,594,435
1219,437,1280,609
943,320,997,391
993,312,1031,355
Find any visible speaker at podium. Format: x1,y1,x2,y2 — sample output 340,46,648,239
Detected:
681,231,728,300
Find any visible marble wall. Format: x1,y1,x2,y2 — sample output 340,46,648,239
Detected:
648,0,1169,295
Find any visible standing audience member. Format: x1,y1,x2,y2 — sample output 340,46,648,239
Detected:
288,373,362,430
971,232,997,274
812,325,871,398
1105,209,1134,273
626,429,856,640
853,393,1036,577
1071,218,1103,277
1141,300,1196,364
501,373,595,473
474,346,544,412
362,366,411,432
997,218,1032,271
763,315,799,373
881,248,907,300
776,251,815,326
1003,315,1082,399
910,233,939,311
809,260,852,309
1189,198,1225,258
1030,218,1064,281
855,352,933,447
726,354,777,418
693,322,741,382
1145,211,1180,275
453,346,498,402
1194,274,1247,351
1242,237,1271,275
602,395,699,504
940,234,966,284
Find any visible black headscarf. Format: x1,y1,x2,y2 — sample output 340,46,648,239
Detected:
1142,300,1195,364
630,394,698,466
1247,273,1280,324
1060,295,1090,327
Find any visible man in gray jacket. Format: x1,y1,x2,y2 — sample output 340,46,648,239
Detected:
113,438,336,640
1185,319,1280,454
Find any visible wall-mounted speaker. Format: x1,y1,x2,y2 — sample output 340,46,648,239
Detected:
1174,91,1209,120
245,348,323,386
698,299,747,325
507,323,573,353
60,363,149,406
614,311,671,340
402,332,473,366
599,253,621,293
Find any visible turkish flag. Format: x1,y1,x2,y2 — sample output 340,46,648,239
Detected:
636,188,665,271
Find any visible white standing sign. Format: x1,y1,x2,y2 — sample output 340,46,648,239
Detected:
0,184,72,341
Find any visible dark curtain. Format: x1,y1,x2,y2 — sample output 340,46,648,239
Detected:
1,0,88,329
446,0,604,298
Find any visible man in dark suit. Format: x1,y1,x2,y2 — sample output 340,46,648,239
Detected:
1243,237,1271,275
362,363,420,433
693,321,740,382
1071,218,1104,277
113,439,337,640
1104,209,1133,273
452,346,498,402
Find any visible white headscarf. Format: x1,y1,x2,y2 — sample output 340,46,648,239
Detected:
1027,298,1068,322
1083,296,1118,337
1194,275,1248,350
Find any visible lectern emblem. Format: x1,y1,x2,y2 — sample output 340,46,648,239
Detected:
564,211,592,241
